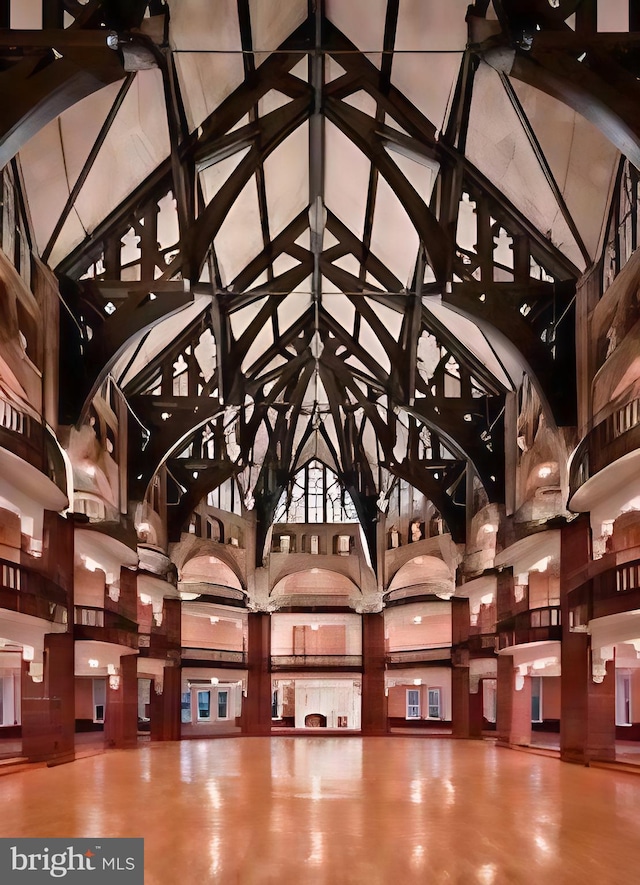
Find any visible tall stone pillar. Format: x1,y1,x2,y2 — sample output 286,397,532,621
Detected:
22,633,75,763
451,666,471,738
497,654,532,746
104,653,138,748
469,681,484,738
242,612,272,735
451,598,471,738
361,613,387,735
150,665,181,742
560,514,616,763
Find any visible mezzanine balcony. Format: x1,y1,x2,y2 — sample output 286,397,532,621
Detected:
180,646,247,668
0,558,68,623
497,606,562,651
385,647,452,667
73,605,138,650
270,654,363,672
569,397,640,502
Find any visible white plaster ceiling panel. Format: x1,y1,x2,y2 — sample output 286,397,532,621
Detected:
326,0,387,54
214,174,264,286
332,254,362,279
325,56,348,83
73,70,170,239
325,120,370,240
597,0,629,31
510,78,619,261
241,322,275,374
358,316,392,374
199,148,251,206
322,294,355,336
384,147,438,203
112,296,209,388
277,292,313,334
390,51,462,132
422,298,515,389
343,91,378,118
175,52,245,132
258,90,293,118
466,62,585,271
249,0,307,63
394,0,469,51
229,296,267,340
263,121,309,237
366,298,404,341
369,174,419,286
272,253,301,277
170,0,245,130
322,274,342,295
170,0,240,50
58,80,124,190
19,120,79,254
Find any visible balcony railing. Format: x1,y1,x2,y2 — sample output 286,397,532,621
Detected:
583,555,640,619
498,606,562,650
386,647,451,665
270,654,363,670
181,647,246,665
0,557,67,623
73,606,138,648
570,398,640,498
467,634,498,654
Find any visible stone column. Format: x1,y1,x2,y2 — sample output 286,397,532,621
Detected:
242,612,272,735
560,514,616,763
497,654,532,746
150,665,181,742
361,613,387,735
451,666,471,738
22,633,75,763
451,598,471,738
104,654,138,748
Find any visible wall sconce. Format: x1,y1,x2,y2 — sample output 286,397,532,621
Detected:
22,645,35,662
210,616,220,625
210,677,219,685
88,659,99,669
107,664,117,675
109,675,121,691
413,679,421,686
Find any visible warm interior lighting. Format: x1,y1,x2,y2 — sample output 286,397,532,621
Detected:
88,659,99,668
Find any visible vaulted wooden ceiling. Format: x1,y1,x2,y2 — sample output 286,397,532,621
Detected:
4,0,635,553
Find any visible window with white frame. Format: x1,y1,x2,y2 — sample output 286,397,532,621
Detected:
616,671,632,726
427,687,441,719
217,690,229,720
406,689,420,719
93,678,106,723
531,676,543,723
197,690,211,720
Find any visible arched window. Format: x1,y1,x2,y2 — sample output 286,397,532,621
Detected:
274,460,358,524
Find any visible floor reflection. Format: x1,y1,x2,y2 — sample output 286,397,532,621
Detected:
1,738,639,884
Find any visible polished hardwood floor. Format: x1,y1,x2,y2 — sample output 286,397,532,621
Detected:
1,737,639,884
